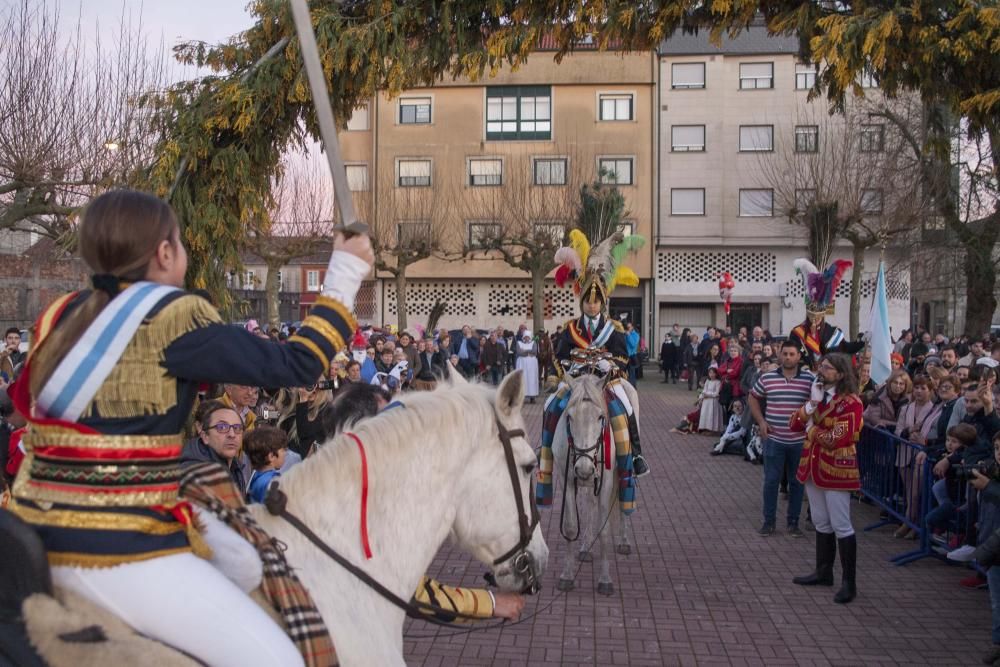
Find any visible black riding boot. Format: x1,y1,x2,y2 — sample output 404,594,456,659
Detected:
627,413,649,477
793,531,836,586
833,534,857,604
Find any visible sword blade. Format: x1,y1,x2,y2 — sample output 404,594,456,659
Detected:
288,0,369,236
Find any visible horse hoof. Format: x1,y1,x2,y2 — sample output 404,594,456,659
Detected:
616,543,631,556
597,582,614,596
557,578,575,592
577,551,593,562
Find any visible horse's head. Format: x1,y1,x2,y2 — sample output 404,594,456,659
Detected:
565,374,608,482
449,370,548,594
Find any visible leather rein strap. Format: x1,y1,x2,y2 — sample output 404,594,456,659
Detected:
262,416,539,625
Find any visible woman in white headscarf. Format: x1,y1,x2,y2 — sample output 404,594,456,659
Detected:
515,333,540,403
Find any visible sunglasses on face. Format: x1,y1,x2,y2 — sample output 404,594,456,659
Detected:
208,422,243,434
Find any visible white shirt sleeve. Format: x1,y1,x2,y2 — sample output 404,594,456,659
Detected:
321,250,371,311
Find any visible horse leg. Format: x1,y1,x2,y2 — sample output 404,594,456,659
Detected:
616,512,632,556
557,476,579,592
577,493,593,562
596,473,615,596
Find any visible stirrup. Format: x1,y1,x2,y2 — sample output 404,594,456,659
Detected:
632,455,650,477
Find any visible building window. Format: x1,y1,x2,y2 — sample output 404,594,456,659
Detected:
794,126,819,153
671,125,706,152
795,63,817,90
467,221,502,250
486,86,551,140
795,188,817,212
739,62,774,89
533,221,565,245
397,159,431,187
671,62,706,89
861,189,884,215
396,221,431,248
346,164,368,191
670,188,705,216
739,125,774,152
469,158,503,186
346,103,369,131
860,69,879,89
533,158,567,185
399,97,431,124
598,158,633,186
306,270,320,292
618,220,635,236
244,270,256,289
739,189,774,217
599,93,633,121
860,124,885,152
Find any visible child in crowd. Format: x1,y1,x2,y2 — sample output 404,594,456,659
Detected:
697,366,724,434
245,425,289,504
711,399,746,456
745,424,763,463
925,423,978,533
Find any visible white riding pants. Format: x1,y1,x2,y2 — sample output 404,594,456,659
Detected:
805,482,854,538
51,508,304,667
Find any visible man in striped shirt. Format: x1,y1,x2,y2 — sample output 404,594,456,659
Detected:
749,339,816,537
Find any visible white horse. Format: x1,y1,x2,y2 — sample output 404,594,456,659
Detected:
551,373,636,595
249,369,548,666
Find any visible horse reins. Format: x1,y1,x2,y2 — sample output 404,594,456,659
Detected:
262,415,541,628
559,414,607,541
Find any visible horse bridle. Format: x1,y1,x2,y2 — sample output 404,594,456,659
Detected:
491,418,542,595
263,409,542,628
560,411,607,541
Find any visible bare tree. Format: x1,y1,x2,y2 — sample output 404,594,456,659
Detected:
871,100,999,336
0,1,167,239
242,157,336,329
456,145,590,332
358,165,459,332
757,99,928,337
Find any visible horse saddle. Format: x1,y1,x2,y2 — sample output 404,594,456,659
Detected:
0,510,204,667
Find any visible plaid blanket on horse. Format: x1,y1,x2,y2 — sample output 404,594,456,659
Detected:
535,381,636,515
179,463,338,667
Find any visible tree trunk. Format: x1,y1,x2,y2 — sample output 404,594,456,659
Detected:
531,269,546,334
849,242,865,340
264,260,283,331
395,268,408,332
963,234,999,337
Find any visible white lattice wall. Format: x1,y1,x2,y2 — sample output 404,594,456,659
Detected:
657,251,778,284
378,279,595,332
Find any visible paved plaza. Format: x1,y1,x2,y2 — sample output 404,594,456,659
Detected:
404,376,990,666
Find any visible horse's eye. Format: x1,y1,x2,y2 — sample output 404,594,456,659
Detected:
522,463,536,475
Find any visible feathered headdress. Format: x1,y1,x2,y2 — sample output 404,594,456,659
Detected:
793,258,852,315
554,228,645,309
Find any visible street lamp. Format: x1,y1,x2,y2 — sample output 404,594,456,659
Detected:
104,141,120,152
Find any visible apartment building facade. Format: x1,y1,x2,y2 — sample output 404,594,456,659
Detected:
654,28,911,342
338,45,657,334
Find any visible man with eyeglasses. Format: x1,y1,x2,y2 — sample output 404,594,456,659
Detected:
181,399,249,492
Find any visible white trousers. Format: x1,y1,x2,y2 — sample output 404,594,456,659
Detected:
805,482,855,538
51,509,303,667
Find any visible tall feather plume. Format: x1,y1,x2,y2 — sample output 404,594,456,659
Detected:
610,235,645,269
568,229,591,270
425,300,447,337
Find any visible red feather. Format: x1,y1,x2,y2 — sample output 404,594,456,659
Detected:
555,265,573,288
828,259,853,297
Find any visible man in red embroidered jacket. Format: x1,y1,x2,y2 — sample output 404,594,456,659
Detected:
789,353,864,605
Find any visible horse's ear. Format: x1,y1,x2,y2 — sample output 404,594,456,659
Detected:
496,369,525,418
449,367,468,386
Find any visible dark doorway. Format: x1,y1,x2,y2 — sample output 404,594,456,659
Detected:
729,303,763,337
609,297,643,333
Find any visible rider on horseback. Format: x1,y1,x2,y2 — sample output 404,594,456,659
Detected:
6,190,374,666
537,228,649,514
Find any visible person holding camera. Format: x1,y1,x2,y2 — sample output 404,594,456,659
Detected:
791,353,863,604
968,433,1000,665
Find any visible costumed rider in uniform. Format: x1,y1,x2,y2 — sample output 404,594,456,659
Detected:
788,259,864,369
7,190,373,666
537,228,649,515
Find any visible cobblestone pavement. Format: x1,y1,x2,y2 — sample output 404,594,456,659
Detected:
403,376,990,666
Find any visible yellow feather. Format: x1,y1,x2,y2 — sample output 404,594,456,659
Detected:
568,229,590,269
612,266,640,290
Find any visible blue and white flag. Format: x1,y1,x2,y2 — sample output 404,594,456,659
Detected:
867,262,892,385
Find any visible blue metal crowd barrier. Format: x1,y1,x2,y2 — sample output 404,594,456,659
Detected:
856,425,935,565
